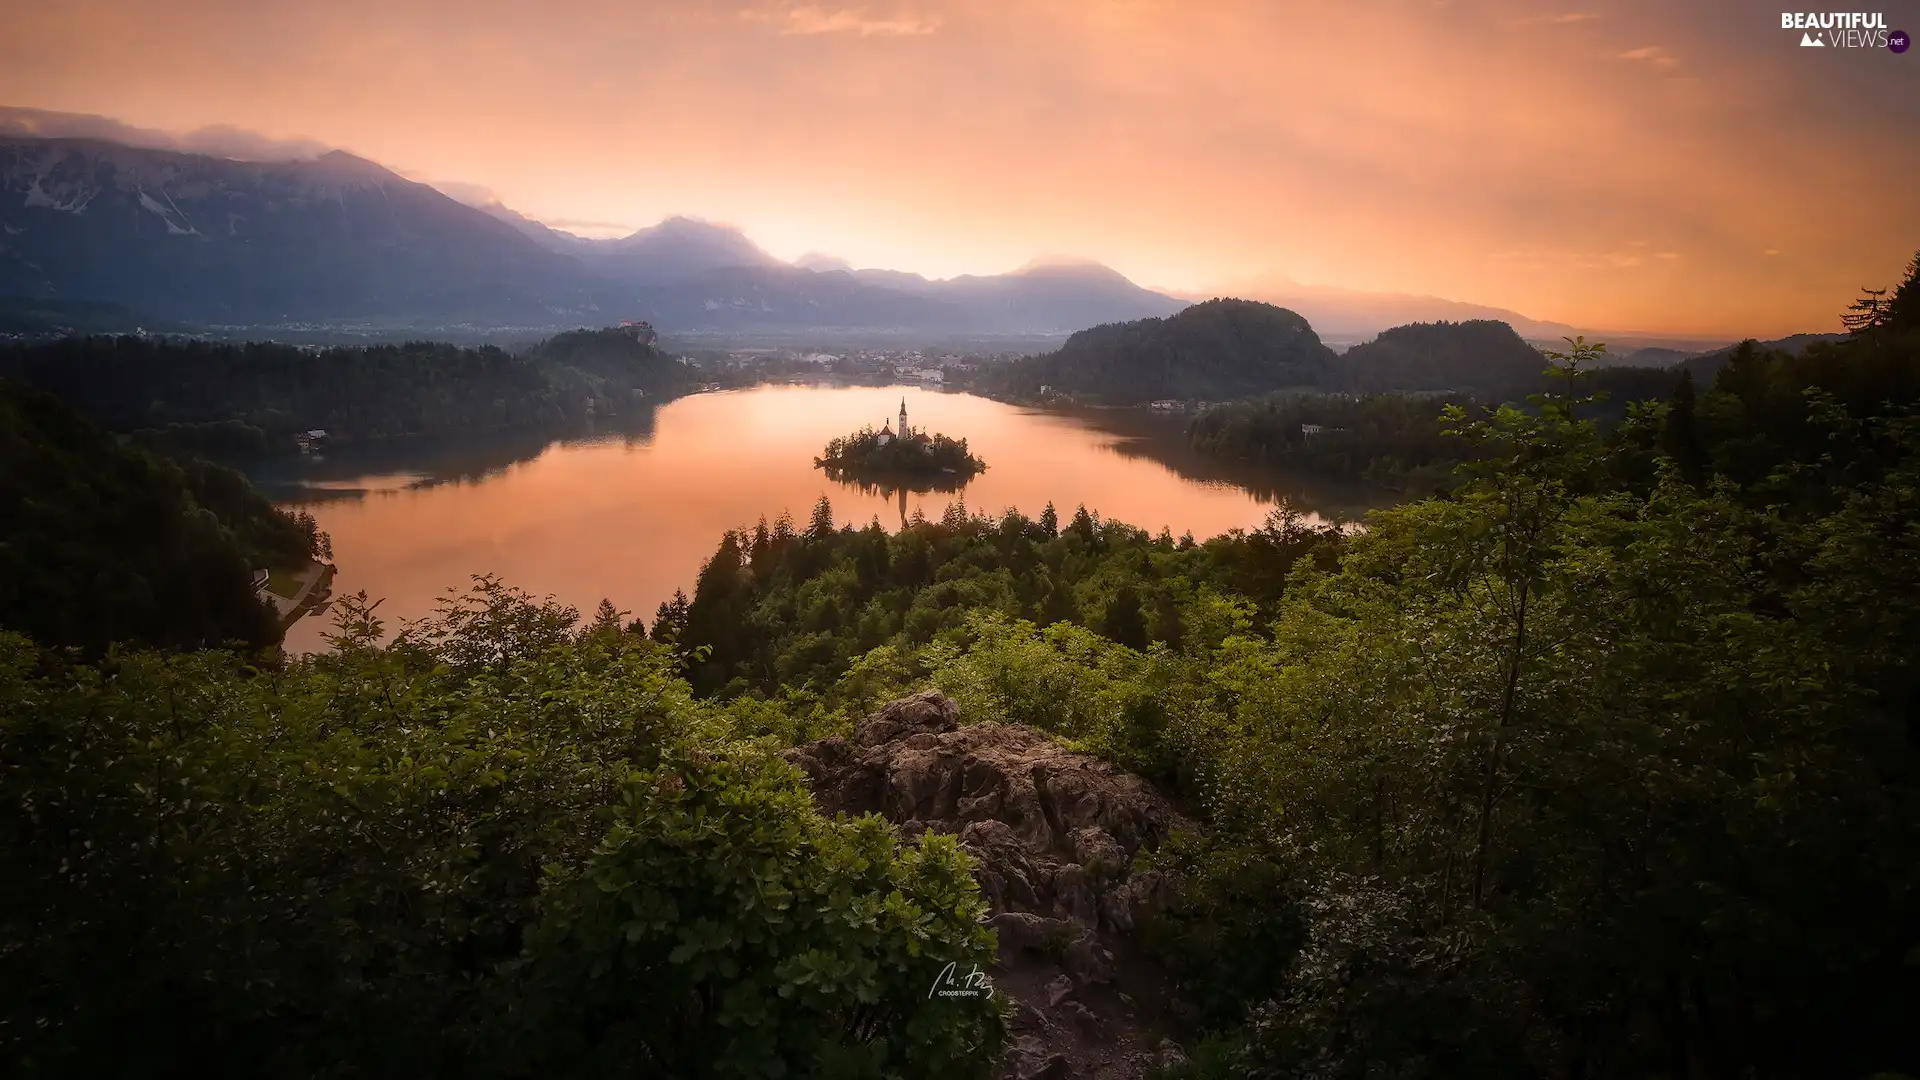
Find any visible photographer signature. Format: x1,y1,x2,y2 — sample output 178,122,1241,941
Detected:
928,960,996,1000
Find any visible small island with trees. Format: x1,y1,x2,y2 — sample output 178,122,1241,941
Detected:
814,398,986,490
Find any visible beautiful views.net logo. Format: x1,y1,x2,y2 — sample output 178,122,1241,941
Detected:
1781,11,1909,50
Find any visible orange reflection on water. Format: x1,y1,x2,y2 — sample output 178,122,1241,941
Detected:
280,385,1334,653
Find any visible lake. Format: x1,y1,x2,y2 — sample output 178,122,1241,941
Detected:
258,384,1382,653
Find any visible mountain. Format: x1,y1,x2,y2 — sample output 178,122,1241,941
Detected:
1336,320,1548,396
0,122,1187,337
477,201,596,254
1215,277,1585,341
613,264,964,331
0,138,605,324
1616,345,1697,367
583,216,786,286
794,252,853,272
0,295,191,337
1677,333,1847,382
964,298,1336,404
925,260,1185,334
779,257,1184,334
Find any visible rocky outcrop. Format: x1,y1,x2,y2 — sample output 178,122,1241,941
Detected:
784,692,1196,1080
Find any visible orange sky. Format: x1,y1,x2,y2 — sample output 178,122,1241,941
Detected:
2,0,1915,336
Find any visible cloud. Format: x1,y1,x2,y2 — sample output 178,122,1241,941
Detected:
1654,251,1681,260
1617,45,1679,68
0,106,330,160
1524,12,1600,24
546,216,638,233
430,180,500,207
748,4,941,37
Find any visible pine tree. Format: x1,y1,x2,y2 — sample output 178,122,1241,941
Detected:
1070,504,1096,541
589,598,627,636
1099,584,1149,650
650,589,690,643
1659,369,1709,485
807,495,835,543
1039,502,1059,539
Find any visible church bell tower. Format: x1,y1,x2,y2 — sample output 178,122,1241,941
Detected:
899,398,909,438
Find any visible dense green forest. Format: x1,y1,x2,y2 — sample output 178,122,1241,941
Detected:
957,301,1696,416
814,425,987,487
2,257,1918,1078
956,298,1337,404
0,381,325,652
657,257,1920,1077
0,585,1002,1077
1333,318,1545,395
1185,360,1742,491
1188,394,1470,494
0,328,690,456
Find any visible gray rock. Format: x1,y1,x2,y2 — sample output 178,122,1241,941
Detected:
784,693,1199,1080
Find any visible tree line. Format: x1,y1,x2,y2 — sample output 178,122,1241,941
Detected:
654,255,1920,1078
0,381,327,653
1,254,1916,1077
0,328,692,457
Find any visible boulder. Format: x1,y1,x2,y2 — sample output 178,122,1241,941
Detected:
784,691,1195,1080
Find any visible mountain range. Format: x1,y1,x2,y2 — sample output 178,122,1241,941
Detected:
0,132,1183,336
0,114,1777,348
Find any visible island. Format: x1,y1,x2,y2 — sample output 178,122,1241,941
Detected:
814,398,987,493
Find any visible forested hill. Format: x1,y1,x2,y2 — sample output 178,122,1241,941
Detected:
0,328,689,457
0,257,1916,1078
956,298,1336,404
0,381,323,651
1334,318,1546,396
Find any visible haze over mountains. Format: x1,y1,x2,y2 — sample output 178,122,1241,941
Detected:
0,128,1184,336
0,112,1729,346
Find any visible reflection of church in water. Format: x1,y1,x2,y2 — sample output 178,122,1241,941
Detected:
881,399,911,525
850,396,949,528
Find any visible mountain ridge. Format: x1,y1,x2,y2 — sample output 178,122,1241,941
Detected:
0,133,1186,335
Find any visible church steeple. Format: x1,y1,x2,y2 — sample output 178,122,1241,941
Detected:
899,398,909,437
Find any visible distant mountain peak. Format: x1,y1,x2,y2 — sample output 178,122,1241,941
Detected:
795,251,854,273
592,215,787,279
1013,255,1126,280
306,149,396,182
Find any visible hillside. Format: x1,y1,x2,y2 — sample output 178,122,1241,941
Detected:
1676,332,1847,382
0,295,191,337
1335,318,1547,396
3,258,1918,1080
963,298,1336,404
0,380,321,651
0,138,606,324
0,129,1191,337
0,330,690,451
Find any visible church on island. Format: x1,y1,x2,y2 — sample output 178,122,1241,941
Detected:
813,397,986,485
875,398,912,446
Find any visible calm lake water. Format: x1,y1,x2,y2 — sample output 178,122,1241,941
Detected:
259,384,1383,653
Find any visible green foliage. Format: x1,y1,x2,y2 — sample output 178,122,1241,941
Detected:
0,381,322,651
0,329,690,454
816,425,987,487
7,252,1918,1080
959,299,1337,405
1335,319,1545,396
1188,392,1474,494
519,753,1001,1078
0,579,1004,1078
672,498,1343,720
1162,327,1920,1078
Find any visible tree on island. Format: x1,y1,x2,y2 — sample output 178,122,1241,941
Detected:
814,398,986,487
